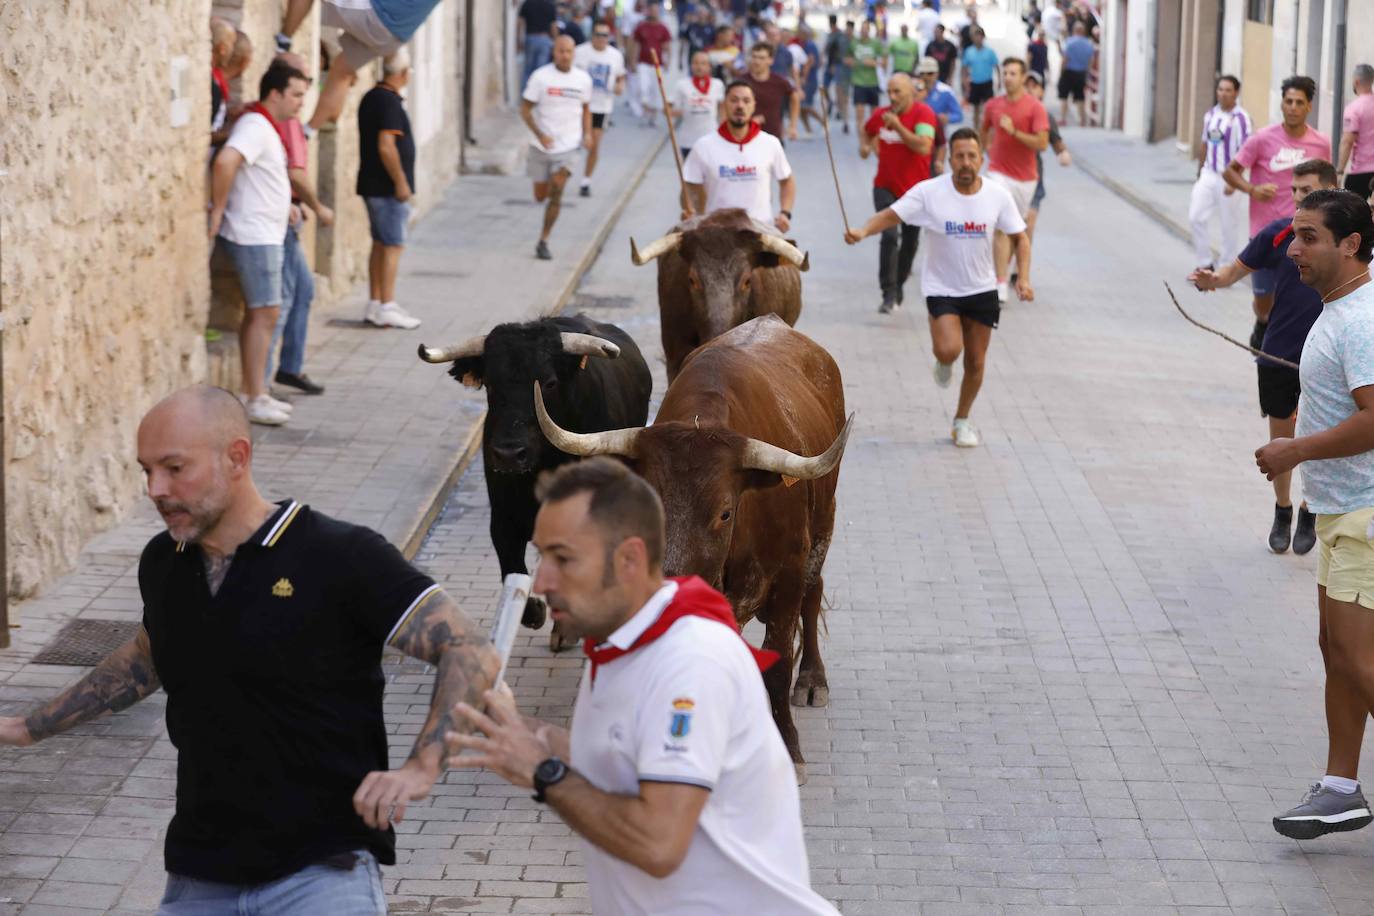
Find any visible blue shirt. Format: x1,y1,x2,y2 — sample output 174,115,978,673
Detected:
1238,217,1324,366
926,83,964,125
374,0,442,41
1063,35,1095,72
962,45,999,84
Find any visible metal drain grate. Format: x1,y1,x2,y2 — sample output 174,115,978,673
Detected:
31,619,141,666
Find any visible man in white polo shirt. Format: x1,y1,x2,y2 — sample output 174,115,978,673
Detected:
447,458,838,916
682,80,797,231
522,34,593,260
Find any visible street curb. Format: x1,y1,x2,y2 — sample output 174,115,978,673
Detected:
1074,151,1199,249
399,133,668,561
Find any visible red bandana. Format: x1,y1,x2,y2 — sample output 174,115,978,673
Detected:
717,120,762,150
212,67,230,106
245,101,291,150
583,576,780,682
692,75,713,95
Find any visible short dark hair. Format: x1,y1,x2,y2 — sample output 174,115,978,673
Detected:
1001,56,1027,74
949,126,982,150
536,457,666,573
750,41,774,57
1293,158,1339,187
1216,74,1240,92
1282,75,1317,101
1297,189,1374,263
260,63,308,100
715,24,733,38
725,79,754,97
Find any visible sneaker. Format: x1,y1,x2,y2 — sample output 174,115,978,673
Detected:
952,418,981,448
933,360,953,389
842,121,849,135
996,281,1009,303
244,395,289,427
363,299,382,324
535,240,553,260
1294,505,1317,555
579,184,591,197
1273,783,1373,839
275,371,326,395
878,298,895,315
367,302,421,330
238,392,291,414
1269,503,1294,554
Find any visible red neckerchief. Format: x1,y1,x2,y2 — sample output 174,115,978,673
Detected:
212,67,230,105
718,120,762,149
692,75,713,95
1274,223,1294,248
245,101,290,150
583,576,780,682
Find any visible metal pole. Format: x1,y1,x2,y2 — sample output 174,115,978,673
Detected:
1331,0,1347,163
0,168,9,648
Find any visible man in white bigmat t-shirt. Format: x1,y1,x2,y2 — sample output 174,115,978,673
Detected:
573,23,627,197
522,34,593,260
846,127,1032,448
682,80,796,231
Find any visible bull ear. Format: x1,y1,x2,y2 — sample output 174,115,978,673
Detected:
755,251,782,269
742,469,784,491
448,356,485,390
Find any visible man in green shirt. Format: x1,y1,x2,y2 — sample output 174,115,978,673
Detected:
887,24,920,76
846,19,886,134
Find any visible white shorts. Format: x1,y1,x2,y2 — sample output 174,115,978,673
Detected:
985,170,1038,218
635,63,661,108
323,0,402,71
527,145,583,182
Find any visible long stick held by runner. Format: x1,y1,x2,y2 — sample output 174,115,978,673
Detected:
650,49,691,212
818,92,851,233
1164,281,1299,370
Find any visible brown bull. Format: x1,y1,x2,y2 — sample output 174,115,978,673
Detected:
534,316,851,782
630,208,809,382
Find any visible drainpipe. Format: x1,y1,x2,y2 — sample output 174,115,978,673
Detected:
0,168,9,648
1332,0,1347,161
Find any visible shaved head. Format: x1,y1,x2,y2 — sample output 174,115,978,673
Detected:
211,18,236,68
143,385,251,450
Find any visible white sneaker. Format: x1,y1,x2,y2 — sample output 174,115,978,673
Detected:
368,301,421,329
996,281,1009,303
932,360,954,389
239,392,292,414
363,299,382,324
244,395,289,426
952,418,981,448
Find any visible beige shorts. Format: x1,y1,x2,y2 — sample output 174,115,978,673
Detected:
985,170,1038,218
323,0,402,71
1316,507,1374,610
526,145,583,182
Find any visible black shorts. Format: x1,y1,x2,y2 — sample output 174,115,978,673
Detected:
853,85,882,107
1257,362,1300,419
1058,68,1087,101
591,112,607,130
967,80,995,106
927,290,1001,329
1345,171,1374,201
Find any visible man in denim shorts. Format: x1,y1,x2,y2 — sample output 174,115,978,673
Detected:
522,35,593,260
209,64,309,427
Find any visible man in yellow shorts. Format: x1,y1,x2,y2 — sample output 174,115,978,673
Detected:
1256,188,1374,839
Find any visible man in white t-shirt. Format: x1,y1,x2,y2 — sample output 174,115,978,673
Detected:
448,458,839,916
574,23,627,197
846,127,1032,448
671,51,726,159
916,1,941,47
682,81,796,231
521,34,593,260
1042,0,1066,49
208,64,309,427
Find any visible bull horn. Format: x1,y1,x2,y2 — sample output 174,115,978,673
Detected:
757,233,809,271
559,332,621,359
630,232,683,266
740,414,854,480
533,382,642,458
417,335,487,363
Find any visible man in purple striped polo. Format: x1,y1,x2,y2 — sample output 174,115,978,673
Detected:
1188,74,1251,271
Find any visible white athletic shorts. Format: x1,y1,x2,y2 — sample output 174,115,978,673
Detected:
323,0,403,71
527,145,583,182
985,170,1038,219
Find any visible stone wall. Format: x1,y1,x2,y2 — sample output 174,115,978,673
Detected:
1,0,213,599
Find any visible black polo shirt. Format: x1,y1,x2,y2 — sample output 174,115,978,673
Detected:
139,500,438,885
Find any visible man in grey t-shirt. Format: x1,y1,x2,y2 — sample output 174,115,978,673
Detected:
1255,189,1374,840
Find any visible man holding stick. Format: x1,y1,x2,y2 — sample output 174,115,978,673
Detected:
845,128,1032,448
683,81,796,231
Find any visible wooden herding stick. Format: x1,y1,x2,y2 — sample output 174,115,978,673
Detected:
1164,281,1298,370
818,91,851,233
649,49,691,214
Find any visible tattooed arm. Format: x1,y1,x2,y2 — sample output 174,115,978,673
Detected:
352,589,500,829
0,627,161,747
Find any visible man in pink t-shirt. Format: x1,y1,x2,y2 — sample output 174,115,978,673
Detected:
1225,75,1330,338
979,58,1049,302
1338,64,1374,200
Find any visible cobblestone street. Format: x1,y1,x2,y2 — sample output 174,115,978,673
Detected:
4,68,1374,916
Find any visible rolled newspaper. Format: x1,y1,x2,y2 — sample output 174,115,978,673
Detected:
490,573,532,686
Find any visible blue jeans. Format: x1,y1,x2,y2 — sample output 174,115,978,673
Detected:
363,196,411,247
266,223,314,382
522,33,553,87
157,850,385,915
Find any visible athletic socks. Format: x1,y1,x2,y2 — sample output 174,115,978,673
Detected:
1322,775,1360,795
580,177,591,189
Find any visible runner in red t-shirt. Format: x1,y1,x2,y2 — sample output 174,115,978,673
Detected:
978,58,1049,301
632,6,674,125
861,73,939,313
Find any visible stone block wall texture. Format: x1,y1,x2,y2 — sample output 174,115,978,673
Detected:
1,0,213,600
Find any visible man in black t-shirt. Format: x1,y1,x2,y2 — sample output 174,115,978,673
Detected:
0,386,500,913
924,24,958,85
357,50,422,330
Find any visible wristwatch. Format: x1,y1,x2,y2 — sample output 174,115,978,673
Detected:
779,209,793,220
532,756,569,802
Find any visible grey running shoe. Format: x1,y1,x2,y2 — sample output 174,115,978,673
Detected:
1273,783,1373,839
535,240,552,260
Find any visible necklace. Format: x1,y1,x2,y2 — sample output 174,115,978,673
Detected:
1322,271,1372,303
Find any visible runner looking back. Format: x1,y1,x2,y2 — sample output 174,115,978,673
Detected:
846,127,1033,448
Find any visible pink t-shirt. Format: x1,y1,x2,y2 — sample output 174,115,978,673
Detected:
1343,93,1374,175
1233,122,1331,234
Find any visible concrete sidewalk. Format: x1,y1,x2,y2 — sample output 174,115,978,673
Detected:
1067,128,1203,249
0,109,664,913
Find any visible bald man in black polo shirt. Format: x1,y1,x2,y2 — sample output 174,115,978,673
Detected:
0,386,499,915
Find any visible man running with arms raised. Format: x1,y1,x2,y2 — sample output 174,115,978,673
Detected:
846,127,1032,447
